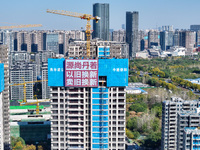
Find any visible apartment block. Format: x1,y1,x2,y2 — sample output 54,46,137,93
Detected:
67,39,129,58
177,109,200,150
0,45,10,149
161,97,200,150
10,62,36,100
49,58,128,150
183,127,200,150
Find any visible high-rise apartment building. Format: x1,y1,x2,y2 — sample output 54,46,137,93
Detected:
93,3,109,41
112,30,126,42
42,62,49,99
148,30,160,48
67,39,129,58
185,31,196,51
183,127,200,150
177,109,200,150
49,58,128,150
161,97,200,150
0,30,14,52
126,11,139,58
0,63,4,150
10,62,36,100
0,45,10,150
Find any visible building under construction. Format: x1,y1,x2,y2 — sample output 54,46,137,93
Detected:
49,58,128,150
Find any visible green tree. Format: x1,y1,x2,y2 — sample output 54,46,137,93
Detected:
126,129,134,139
126,117,137,130
132,131,140,139
129,102,147,113
13,141,24,150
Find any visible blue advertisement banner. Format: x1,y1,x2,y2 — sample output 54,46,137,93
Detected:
48,58,65,86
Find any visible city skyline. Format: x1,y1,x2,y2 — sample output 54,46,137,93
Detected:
1,0,200,31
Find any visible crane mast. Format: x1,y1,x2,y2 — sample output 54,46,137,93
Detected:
46,9,100,57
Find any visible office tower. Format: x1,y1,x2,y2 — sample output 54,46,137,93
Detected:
112,30,126,42
49,58,128,150
0,45,10,149
46,33,59,54
126,11,139,58
160,31,173,50
177,109,200,150
148,30,160,48
10,62,36,100
93,3,109,41
183,127,200,150
190,25,200,32
161,97,200,150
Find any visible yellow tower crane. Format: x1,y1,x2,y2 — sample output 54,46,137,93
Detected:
0,24,42,30
21,95,50,115
10,77,48,105
46,9,100,57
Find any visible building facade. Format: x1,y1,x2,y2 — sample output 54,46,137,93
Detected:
183,127,200,150
93,3,109,41
161,97,200,150
0,45,10,149
49,58,128,150
126,11,139,58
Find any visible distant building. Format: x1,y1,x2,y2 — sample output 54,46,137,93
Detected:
126,11,139,58
10,62,37,100
67,39,129,58
160,31,173,50
197,31,200,47
46,33,59,54
93,3,109,41
112,30,126,42
190,25,200,32
161,46,186,57
148,30,160,48
185,31,196,51
161,25,173,31
135,50,149,59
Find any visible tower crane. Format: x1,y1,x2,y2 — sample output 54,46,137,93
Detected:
46,9,100,57
22,95,50,115
9,77,48,104
0,24,42,30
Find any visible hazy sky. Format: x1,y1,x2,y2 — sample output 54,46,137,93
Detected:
1,0,200,31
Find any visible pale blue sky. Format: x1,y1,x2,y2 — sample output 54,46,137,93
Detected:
1,0,200,30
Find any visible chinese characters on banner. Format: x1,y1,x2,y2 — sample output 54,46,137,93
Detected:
65,60,98,87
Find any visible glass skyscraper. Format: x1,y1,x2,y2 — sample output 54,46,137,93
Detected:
126,11,139,58
46,33,59,54
93,3,109,41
